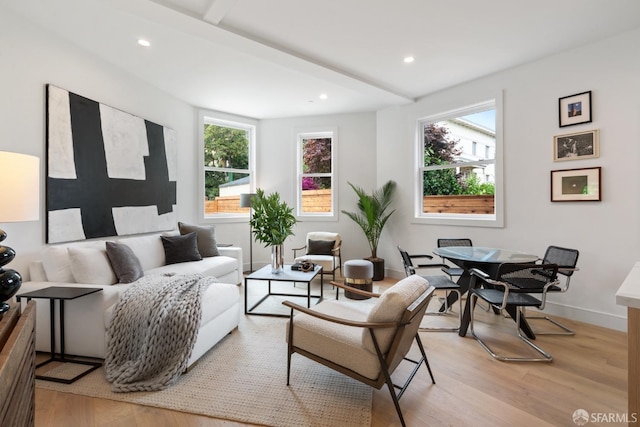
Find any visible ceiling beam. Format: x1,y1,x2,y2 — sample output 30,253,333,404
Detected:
203,0,237,25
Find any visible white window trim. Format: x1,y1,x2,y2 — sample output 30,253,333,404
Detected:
198,109,256,224
294,126,338,221
413,95,504,228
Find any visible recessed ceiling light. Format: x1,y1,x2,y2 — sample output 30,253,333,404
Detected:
319,93,328,100
403,56,415,63
138,39,151,47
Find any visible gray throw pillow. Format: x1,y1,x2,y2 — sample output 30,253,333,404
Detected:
105,241,144,283
178,222,220,257
308,239,335,256
161,232,203,265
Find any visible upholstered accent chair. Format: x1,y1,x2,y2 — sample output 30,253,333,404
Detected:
283,275,436,427
292,232,342,281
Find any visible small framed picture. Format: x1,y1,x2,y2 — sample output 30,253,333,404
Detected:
553,129,599,161
559,91,592,127
551,167,601,202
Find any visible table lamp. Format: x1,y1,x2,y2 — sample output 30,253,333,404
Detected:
239,193,256,272
0,151,40,318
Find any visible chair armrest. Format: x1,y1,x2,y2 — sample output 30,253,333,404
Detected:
415,262,448,269
469,268,490,280
292,245,307,258
329,281,381,298
282,300,395,329
408,253,434,260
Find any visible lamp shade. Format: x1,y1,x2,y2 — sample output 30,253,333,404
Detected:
239,193,256,208
0,151,40,222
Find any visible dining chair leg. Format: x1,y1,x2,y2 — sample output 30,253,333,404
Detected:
469,294,553,362
420,289,462,332
522,308,575,335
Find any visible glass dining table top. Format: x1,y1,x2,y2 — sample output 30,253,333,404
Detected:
432,246,539,264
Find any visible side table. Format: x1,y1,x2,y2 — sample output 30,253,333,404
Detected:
16,286,103,384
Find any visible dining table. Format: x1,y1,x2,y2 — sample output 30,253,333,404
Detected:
432,246,540,338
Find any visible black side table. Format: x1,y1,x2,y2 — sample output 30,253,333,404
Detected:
16,286,103,384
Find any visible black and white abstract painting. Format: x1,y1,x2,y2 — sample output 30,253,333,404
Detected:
46,85,177,243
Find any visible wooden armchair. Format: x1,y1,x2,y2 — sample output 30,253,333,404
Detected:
283,276,436,427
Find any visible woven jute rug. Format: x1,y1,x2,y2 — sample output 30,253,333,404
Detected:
36,311,372,426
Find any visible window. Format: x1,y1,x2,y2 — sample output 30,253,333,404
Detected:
296,128,336,218
199,110,255,220
416,98,502,226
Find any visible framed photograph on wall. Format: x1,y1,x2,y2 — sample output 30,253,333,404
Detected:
551,166,601,202
553,129,599,161
559,91,592,127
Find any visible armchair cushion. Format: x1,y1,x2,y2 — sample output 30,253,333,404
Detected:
287,300,384,380
363,275,429,353
307,239,335,255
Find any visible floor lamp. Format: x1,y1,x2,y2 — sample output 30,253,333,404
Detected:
0,151,40,319
239,193,256,273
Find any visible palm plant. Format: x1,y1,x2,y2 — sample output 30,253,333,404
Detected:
341,180,396,260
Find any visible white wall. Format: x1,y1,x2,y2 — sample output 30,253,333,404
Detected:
377,28,640,331
0,9,245,274
256,113,377,267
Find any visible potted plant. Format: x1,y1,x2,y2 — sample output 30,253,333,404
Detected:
341,180,396,280
249,188,296,274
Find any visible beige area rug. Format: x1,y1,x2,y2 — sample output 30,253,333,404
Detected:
35,292,372,427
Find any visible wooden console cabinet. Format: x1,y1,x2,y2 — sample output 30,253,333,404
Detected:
0,302,36,427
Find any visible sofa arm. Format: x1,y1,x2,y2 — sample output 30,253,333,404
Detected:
217,246,243,284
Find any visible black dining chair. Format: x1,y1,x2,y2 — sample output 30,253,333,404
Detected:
524,245,579,335
468,263,560,362
398,246,461,332
437,238,473,280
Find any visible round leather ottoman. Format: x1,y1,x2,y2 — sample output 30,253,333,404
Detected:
344,259,374,300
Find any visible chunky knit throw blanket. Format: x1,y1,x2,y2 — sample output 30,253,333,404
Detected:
105,273,216,392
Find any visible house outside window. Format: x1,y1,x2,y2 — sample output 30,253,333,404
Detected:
296,128,336,219
416,99,502,226
199,110,255,220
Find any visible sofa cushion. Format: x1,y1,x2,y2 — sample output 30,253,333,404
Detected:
117,234,167,271
307,239,335,255
105,241,144,283
145,255,237,278
41,246,75,282
68,247,117,285
363,275,429,353
178,222,220,257
161,232,202,265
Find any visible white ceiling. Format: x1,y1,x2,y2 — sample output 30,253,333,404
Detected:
4,0,640,119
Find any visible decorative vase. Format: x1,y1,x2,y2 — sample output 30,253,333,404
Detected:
271,244,284,274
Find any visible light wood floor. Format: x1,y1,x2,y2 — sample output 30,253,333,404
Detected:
34,278,627,427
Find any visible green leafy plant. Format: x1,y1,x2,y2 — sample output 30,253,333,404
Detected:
249,188,296,246
341,180,396,260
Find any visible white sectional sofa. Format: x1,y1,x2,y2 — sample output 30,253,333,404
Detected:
18,230,243,367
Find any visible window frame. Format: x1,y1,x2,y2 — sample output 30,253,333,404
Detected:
198,109,256,223
413,96,504,227
294,126,338,221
